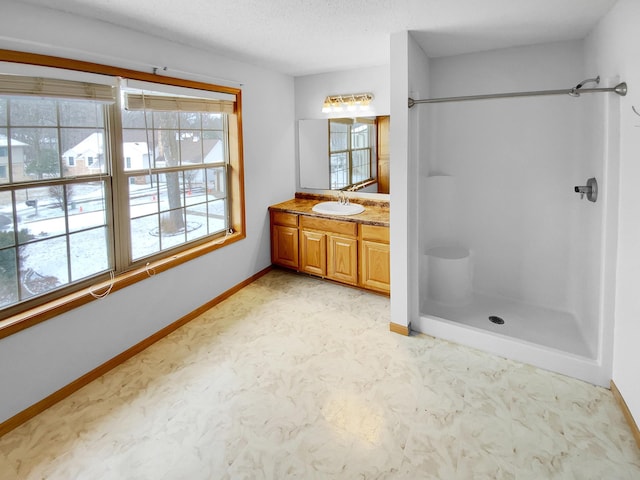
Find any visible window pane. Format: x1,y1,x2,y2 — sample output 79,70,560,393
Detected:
20,236,69,299
330,122,348,152
203,134,224,164
131,214,160,260
11,127,60,181
184,168,205,206
180,132,203,165
121,109,152,129
0,246,18,308
59,101,104,128
162,171,184,215
207,199,227,233
70,227,109,281
67,181,107,232
61,129,106,176
156,129,180,167
352,149,371,184
16,186,66,239
0,127,8,184
159,208,186,249
129,174,159,219
0,225,35,307
180,112,200,129
330,152,348,189
206,167,226,199
153,111,178,129
202,113,223,129
123,129,152,171
186,206,208,241
0,190,14,237
9,97,56,126
351,123,371,148
0,97,6,124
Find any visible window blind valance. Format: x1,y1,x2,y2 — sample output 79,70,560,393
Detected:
124,93,235,114
0,74,115,102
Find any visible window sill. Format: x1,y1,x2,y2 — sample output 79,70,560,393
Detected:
0,231,245,340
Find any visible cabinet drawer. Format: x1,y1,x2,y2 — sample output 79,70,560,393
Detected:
300,216,357,237
360,224,389,243
271,211,298,227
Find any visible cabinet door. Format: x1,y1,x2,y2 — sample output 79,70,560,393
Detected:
361,240,390,293
327,234,358,285
272,224,299,268
300,230,326,276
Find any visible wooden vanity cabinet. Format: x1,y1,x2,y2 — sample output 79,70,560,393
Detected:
326,234,358,285
299,229,326,276
269,207,389,294
359,224,390,294
271,211,299,269
300,216,358,285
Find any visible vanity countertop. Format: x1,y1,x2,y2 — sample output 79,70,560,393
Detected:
269,193,389,227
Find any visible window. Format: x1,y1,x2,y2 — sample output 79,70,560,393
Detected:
121,84,233,261
0,52,244,324
329,118,375,190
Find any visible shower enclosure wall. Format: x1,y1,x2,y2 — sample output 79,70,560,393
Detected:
411,41,620,387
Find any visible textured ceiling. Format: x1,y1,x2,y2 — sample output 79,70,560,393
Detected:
19,0,618,76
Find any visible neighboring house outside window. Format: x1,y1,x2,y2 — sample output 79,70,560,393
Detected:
0,52,244,325
0,134,28,181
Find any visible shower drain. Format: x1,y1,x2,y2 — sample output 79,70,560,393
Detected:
488,315,505,325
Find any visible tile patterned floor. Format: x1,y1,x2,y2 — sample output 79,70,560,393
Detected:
1,269,639,479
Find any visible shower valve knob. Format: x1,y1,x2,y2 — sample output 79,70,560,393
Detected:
574,178,598,203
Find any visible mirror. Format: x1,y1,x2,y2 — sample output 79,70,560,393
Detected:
298,116,389,193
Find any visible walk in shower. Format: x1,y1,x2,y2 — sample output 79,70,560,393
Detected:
412,70,625,387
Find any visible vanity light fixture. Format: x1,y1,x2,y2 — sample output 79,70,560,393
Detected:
322,93,374,113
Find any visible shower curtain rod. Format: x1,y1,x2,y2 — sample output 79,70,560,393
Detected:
408,81,627,108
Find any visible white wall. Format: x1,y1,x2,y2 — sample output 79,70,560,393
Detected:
294,66,390,120
407,35,431,327
0,2,296,424
387,32,427,328
586,0,640,425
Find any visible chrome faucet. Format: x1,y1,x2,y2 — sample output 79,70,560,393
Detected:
336,190,349,205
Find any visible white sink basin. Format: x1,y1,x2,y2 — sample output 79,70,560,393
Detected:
312,201,365,216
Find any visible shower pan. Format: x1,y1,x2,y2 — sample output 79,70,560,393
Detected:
412,76,624,387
